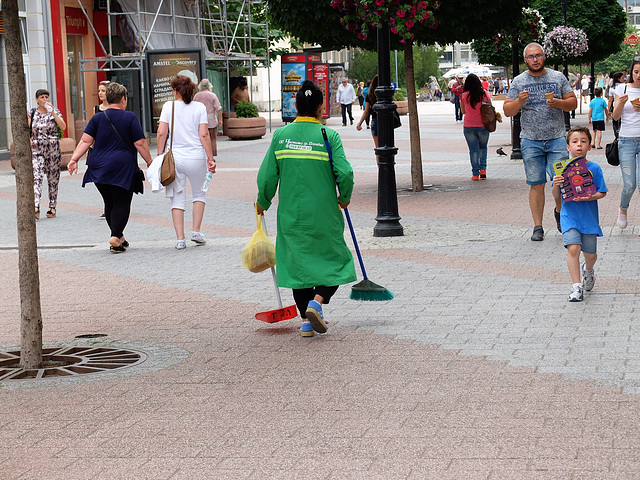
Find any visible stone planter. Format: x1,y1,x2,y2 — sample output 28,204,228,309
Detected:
394,100,409,116
10,137,76,170
222,111,236,137
225,116,266,140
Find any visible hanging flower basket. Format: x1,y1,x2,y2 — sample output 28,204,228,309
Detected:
543,26,589,62
331,0,439,43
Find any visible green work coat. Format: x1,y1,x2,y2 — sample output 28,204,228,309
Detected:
256,117,356,289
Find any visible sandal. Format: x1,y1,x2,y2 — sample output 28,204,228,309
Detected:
35,207,40,220
121,240,129,249
109,245,126,254
46,208,56,218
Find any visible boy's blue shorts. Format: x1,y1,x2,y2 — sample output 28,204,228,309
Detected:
563,228,597,254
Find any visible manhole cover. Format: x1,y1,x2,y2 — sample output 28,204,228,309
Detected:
0,346,146,381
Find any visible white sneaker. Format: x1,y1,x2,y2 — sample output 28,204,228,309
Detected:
175,240,186,250
568,283,583,302
582,262,595,291
617,212,627,229
191,232,206,244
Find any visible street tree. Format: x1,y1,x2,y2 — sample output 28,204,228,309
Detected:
269,0,530,191
533,0,627,65
3,0,43,369
472,7,547,72
595,25,639,74
348,44,442,92
331,0,440,192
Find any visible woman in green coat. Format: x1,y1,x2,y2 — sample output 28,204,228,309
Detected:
256,80,356,337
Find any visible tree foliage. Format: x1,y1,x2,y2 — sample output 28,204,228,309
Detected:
594,25,638,74
472,8,547,68
414,0,529,45
267,2,373,51
533,0,627,64
348,44,442,88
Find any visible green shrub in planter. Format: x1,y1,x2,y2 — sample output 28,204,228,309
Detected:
393,90,405,101
236,100,259,118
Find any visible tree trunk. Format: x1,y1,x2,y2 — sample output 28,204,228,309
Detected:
403,42,423,192
4,0,43,369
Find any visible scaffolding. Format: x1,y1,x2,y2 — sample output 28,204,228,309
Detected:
78,0,271,134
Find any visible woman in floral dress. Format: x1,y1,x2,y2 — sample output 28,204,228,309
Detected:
28,89,66,219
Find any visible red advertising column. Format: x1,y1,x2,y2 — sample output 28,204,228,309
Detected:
49,0,68,136
313,64,330,119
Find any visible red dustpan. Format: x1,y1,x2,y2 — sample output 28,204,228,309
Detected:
255,216,298,323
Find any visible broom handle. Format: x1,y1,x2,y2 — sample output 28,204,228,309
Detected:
321,128,369,281
261,214,284,308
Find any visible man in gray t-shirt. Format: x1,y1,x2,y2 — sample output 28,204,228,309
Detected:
504,42,577,241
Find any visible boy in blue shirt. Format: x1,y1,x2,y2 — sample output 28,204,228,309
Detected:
552,126,608,302
588,87,610,149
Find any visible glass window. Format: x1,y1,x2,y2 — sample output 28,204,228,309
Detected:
19,17,27,54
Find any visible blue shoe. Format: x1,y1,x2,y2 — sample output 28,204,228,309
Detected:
306,300,327,333
300,321,314,337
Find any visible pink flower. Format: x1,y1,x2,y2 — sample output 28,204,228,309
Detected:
358,32,367,40
391,27,398,34
405,20,414,29
397,9,405,17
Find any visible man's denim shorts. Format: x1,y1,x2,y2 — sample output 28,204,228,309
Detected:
521,137,567,185
563,228,597,254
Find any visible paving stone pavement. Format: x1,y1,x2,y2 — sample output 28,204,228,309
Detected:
1,100,640,479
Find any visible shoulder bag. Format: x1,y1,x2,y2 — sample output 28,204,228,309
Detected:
480,94,497,132
606,85,625,167
160,101,176,186
103,110,145,194
393,110,402,129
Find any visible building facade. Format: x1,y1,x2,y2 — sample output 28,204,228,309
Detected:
1,0,106,154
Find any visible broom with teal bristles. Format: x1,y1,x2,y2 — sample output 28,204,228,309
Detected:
321,128,394,301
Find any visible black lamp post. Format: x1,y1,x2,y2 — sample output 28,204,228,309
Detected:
373,22,403,237
510,35,522,160
562,0,571,131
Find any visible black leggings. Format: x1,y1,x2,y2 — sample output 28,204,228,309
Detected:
292,285,339,319
95,183,134,239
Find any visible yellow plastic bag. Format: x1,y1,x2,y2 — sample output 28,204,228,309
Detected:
242,208,276,273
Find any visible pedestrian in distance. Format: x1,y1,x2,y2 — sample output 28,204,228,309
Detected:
459,73,492,180
611,58,640,231
255,80,356,338
95,80,110,114
336,77,357,126
503,42,577,241
157,75,216,250
451,76,464,123
193,78,223,158
95,80,110,220
581,74,590,104
230,77,250,111
588,87,609,149
607,72,624,139
361,80,371,128
357,81,365,110
28,88,67,220
67,83,153,253
356,75,379,164
551,126,608,302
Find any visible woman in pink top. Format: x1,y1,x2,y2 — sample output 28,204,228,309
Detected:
193,79,223,157
460,73,492,180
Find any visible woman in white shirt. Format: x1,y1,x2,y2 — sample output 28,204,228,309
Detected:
612,60,640,229
157,75,215,249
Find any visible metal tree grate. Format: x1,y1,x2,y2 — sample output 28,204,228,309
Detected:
0,346,146,381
